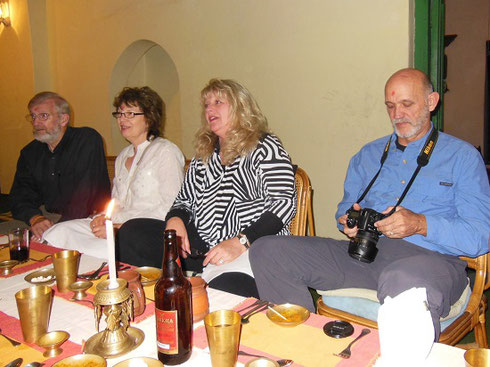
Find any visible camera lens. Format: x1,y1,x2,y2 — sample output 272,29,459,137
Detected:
348,230,379,263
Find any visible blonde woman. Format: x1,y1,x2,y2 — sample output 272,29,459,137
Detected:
165,79,296,297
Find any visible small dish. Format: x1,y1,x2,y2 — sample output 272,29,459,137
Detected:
24,268,56,285
37,330,70,357
464,348,490,367
266,303,310,327
135,266,162,286
52,353,106,367
0,260,19,275
69,280,93,300
113,357,164,367
244,358,280,367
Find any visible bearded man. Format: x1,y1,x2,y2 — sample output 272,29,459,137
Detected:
8,92,111,239
250,69,489,360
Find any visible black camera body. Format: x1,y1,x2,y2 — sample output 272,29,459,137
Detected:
345,207,388,263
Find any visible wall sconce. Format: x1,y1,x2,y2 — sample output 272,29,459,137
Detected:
0,0,11,27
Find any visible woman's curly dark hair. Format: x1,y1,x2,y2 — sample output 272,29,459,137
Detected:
113,86,165,140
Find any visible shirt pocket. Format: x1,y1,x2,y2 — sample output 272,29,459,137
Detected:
408,171,455,205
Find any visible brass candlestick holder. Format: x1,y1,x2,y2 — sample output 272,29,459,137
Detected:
84,278,144,358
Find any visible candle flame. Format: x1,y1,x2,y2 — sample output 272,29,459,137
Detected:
105,199,115,219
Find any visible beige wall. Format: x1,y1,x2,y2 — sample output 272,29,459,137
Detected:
0,0,410,238
444,0,490,151
0,0,35,194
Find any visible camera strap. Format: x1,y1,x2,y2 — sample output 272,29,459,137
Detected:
355,127,439,214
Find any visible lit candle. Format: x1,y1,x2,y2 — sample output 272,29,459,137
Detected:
105,199,118,289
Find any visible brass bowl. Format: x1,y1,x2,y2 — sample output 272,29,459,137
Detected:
37,330,70,358
245,358,280,367
135,266,162,286
25,268,56,286
266,303,310,327
464,348,490,367
0,259,19,275
69,280,93,300
113,357,164,367
52,353,106,367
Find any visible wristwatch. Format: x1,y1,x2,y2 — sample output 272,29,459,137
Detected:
238,233,250,249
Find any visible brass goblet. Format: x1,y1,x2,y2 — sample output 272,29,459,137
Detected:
0,260,19,275
37,330,70,357
69,280,93,300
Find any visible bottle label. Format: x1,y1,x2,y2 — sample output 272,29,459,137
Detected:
155,308,179,354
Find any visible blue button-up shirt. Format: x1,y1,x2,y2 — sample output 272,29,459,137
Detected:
336,126,490,257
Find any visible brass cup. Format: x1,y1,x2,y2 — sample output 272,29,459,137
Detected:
37,330,70,357
69,280,93,300
204,310,241,367
0,259,19,275
15,285,53,343
52,250,80,293
464,348,490,367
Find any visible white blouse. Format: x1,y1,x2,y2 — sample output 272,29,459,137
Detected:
111,138,185,224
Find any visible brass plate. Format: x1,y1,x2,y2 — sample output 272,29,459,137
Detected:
114,357,164,367
266,303,310,327
84,326,145,358
135,266,161,286
24,268,56,286
464,348,490,367
52,353,106,367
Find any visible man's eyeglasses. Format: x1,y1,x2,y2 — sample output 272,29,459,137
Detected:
25,113,50,122
112,112,145,119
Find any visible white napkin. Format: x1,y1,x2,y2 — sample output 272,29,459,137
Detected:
374,287,435,367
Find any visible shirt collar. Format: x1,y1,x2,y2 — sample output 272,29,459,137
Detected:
392,121,435,152
51,126,73,154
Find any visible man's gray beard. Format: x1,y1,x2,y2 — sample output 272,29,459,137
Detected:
33,124,62,145
392,106,430,139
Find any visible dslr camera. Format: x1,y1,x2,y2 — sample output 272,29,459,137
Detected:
345,207,388,263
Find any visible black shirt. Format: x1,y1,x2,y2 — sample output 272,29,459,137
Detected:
10,126,111,224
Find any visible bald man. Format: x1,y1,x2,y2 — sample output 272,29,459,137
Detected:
250,69,490,344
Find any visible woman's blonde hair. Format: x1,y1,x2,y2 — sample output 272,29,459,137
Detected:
195,78,269,165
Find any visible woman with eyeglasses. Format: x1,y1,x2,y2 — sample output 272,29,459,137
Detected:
43,86,185,265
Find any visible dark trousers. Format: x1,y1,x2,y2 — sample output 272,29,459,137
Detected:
249,236,467,340
116,218,166,268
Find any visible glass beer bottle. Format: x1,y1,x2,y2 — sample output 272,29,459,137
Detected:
155,229,193,365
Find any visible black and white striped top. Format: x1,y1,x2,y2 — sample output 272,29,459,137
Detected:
167,134,297,248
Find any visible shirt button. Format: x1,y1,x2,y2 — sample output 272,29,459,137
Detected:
401,180,406,184
403,160,407,164
396,197,400,201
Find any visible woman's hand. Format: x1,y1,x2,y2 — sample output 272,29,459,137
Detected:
204,237,246,266
166,217,190,258
90,215,107,238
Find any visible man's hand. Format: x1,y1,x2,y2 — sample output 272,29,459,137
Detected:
203,237,246,266
375,206,427,238
30,215,53,241
338,203,361,238
166,217,190,258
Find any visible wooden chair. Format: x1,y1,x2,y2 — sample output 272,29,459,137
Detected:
106,156,116,187
290,166,315,236
316,253,489,348
107,157,315,236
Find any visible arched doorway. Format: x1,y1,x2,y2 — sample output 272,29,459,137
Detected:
109,40,181,154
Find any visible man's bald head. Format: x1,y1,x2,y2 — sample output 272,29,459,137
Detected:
384,68,439,145
386,68,434,97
